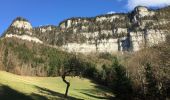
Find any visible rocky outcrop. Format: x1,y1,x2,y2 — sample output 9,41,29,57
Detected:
11,18,32,30
5,34,43,44
135,6,155,17
2,6,170,54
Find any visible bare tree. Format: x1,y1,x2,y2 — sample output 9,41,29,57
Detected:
61,55,83,97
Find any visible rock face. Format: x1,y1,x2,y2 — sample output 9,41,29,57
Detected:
3,17,43,43
5,34,43,44
135,6,155,17
4,17,33,36
3,6,170,53
11,19,32,30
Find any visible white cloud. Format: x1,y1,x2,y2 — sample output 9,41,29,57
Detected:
107,11,116,14
127,0,170,10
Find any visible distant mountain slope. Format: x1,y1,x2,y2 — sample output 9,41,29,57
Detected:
0,6,170,100
2,6,170,53
0,37,111,76
0,37,68,76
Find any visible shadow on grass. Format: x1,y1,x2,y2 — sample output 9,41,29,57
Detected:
35,86,83,100
80,92,113,100
76,79,115,100
0,84,83,100
78,89,114,100
0,85,47,100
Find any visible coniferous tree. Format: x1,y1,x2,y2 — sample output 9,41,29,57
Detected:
112,57,133,100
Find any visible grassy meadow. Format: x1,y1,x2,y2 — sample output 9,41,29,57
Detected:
0,71,113,100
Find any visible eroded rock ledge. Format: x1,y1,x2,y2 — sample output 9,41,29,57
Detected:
3,6,170,53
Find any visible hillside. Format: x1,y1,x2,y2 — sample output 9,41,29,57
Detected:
2,6,170,53
0,5,170,100
0,37,112,76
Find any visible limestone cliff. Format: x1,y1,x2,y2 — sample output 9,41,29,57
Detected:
2,6,170,53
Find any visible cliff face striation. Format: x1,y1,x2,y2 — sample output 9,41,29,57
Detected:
3,6,170,53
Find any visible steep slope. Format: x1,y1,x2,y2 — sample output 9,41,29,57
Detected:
0,37,111,76
4,17,42,44
2,6,170,54
58,6,169,52
122,35,170,99
0,37,68,76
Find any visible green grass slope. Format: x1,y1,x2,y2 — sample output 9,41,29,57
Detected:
0,71,113,100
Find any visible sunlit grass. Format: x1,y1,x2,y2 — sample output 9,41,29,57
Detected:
0,71,113,100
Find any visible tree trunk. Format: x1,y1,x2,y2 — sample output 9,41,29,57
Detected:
62,73,70,97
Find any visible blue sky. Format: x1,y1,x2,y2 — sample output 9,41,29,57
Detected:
0,0,170,35
0,0,128,34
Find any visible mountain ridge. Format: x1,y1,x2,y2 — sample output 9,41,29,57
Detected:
2,6,170,53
